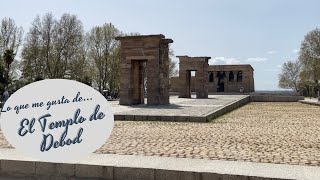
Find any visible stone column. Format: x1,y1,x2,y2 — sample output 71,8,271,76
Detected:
195,61,208,98
119,56,132,105
177,56,191,98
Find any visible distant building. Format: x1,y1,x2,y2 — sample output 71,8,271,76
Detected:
170,64,255,93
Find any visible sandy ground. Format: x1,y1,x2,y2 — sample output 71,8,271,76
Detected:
1,102,320,166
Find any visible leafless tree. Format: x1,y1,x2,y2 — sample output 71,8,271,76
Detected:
278,60,301,92
169,48,178,77
86,23,121,92
0,17,23,82
0,17,23,56
21,13,86,81
297,27,320,96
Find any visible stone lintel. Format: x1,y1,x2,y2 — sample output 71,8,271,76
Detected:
176,55,211,60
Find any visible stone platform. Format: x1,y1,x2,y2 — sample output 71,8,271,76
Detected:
111,95,250,122
0,148,319,180
299,98,320,106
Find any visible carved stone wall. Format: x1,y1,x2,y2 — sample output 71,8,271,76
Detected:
170,64,255,93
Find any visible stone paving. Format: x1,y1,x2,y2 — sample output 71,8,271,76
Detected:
111,95,248,121
0,102,320,166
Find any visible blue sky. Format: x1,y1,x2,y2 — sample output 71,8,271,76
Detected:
1,0,319,90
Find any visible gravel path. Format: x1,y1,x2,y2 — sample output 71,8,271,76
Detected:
1,102,320,166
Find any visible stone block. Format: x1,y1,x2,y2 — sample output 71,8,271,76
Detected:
206,111,219,120
103,166,114,180
114,115,125,120
222,174,250,180
35,162,57,175
56,163,75,176
249,176,279,180
124,115,135,121
189,116,207,122
160,116,174,121
155,170,200,180
75,164,105,178
45,177,70,180
202,173,250,180
174,116,189,122
134,115,148,121
147,116,159,121
1,160,35,175
114,167,154,180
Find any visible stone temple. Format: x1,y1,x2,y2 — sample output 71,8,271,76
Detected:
116,34,254,106
171,64,255,94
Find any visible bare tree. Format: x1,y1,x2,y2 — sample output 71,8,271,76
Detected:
300,28,320,61
0,17,23,88
21,13,85,80
0,17,23,56
169,48,178,77
278,60,301,92
298,28,320,93
86,23,121,92
52,13,84,78
21,15,46,80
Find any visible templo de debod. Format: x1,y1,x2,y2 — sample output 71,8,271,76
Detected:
115,34,255,105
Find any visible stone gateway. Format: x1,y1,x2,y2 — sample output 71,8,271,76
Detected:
116,34,173,105
177,56,211,98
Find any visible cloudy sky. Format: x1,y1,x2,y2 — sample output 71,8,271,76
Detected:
1,0,319,90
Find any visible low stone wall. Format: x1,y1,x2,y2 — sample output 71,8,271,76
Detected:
170,92,304,102
250,94,304,102
206,95,251,121
114,95,251,122
115,114,207,122
0,159,292,180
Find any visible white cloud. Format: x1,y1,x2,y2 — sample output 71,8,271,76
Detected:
210,57,241,65
267,50,277,54
263,65,282,72
246,57,268,62
293,49,300,53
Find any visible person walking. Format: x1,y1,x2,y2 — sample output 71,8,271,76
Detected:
2,89,10,103
240,86,244,93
